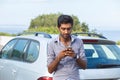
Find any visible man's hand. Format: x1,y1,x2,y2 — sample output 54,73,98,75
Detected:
65,48,76,58
57,49,67,60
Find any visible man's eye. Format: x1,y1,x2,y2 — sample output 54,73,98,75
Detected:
62,28,71,30
62,28,65,30
67,28,71,30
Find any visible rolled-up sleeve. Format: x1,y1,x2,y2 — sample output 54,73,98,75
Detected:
79,39,87,61
47,42,55,66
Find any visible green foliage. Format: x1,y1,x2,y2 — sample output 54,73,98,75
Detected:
26,26,58,34
81,22,89,32
28,13,89,33
0,32,16,36
29,13,60,29
116,41,120,45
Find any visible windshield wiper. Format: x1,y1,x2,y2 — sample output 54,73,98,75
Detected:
97,64,120,68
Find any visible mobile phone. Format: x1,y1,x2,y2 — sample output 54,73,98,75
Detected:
67,46,72,50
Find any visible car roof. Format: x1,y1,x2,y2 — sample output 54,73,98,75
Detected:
14,36,51,43
16,32,116,44
17,32,52,39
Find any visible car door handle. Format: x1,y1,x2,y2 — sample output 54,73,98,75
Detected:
0,66,4,70
12,69,17,75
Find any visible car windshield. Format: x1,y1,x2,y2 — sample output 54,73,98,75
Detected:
84,44,120,69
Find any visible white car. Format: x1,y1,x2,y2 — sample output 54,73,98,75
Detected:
0,32,120,80
0,36,52,80
74,33,120,80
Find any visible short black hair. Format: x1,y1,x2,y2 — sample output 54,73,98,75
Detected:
57,14,73,28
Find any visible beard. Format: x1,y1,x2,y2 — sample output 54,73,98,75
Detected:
60,34,71,40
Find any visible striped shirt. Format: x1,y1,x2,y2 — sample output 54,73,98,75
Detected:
47,35,86,80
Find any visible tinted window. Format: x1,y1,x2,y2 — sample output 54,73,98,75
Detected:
11,39,29,60
84,44,120,69
0,38,40,63
1,39,17,59
25,41,39,62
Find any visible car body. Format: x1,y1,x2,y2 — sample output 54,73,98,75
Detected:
79,36,120,80
0,36,52,80
0,32,120,80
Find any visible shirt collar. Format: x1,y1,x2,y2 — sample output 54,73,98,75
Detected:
54,34,76,44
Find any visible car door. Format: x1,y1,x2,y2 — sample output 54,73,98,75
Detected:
15,40,40,80
0,60,18,80
0,58,6,80
0,39,17,80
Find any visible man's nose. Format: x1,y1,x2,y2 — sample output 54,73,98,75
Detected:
65,29,69,33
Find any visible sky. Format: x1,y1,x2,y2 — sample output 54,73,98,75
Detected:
0,0,120,32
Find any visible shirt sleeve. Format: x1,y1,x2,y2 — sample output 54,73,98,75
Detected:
79,39,87,61
47,41,55,66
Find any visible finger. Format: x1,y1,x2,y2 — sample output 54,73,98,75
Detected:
68,48,72,50
65,53,67,56
65,52,68,56
65,52,70,56
67,51,73,54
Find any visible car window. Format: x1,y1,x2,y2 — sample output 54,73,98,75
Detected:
25,40,39,62
107,45,120,59
101,45,116,59
84,45,98,58
11,39,29,60
0,38,40,63
1,39,17,59
84,44,120,69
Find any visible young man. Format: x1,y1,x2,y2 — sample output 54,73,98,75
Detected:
47,14,87,80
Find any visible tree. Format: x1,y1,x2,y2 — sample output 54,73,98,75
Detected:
116,41,120,45
81,22,89,32
28,13,89,33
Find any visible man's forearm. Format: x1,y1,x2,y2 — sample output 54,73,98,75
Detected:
48,56,61,74
76,58,87,70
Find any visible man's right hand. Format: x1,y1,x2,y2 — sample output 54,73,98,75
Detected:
57,49,67,60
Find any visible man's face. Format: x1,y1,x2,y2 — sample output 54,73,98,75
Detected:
58,23,72,39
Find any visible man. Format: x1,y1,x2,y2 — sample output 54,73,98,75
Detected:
47,14,87,80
